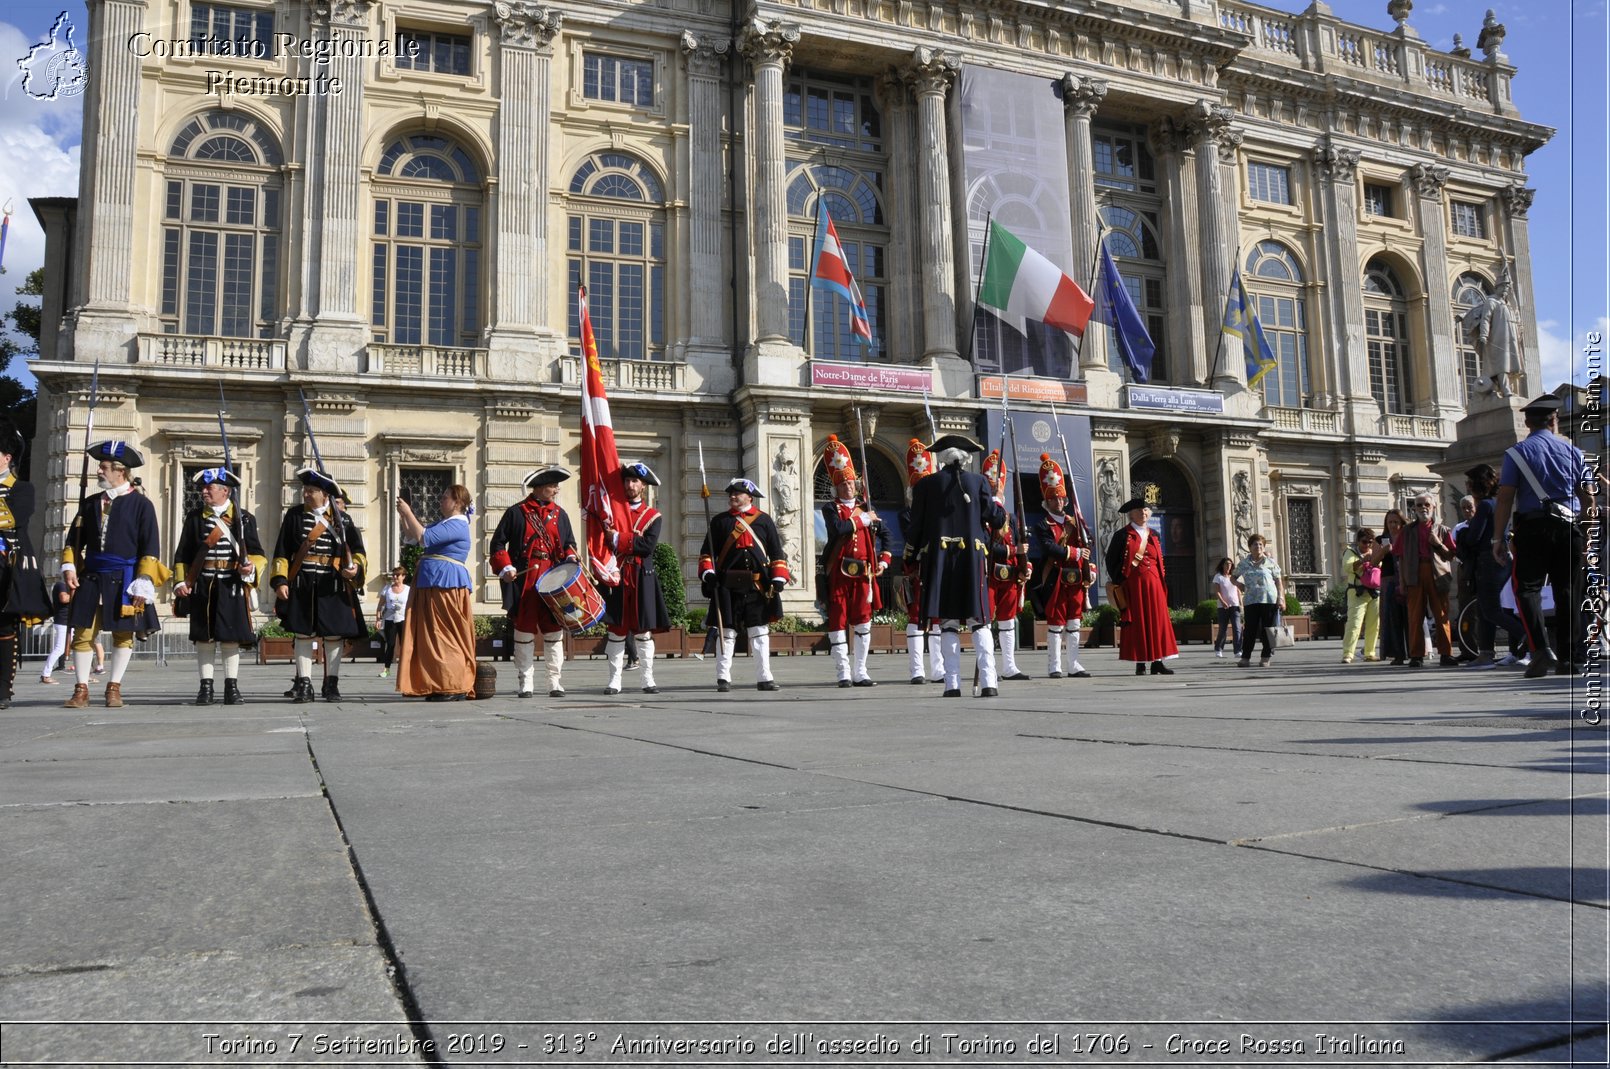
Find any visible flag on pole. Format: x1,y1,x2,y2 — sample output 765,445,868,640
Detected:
810,199,873,348
0,202,11,275
978,220,1095,339
1222,265,1278,390
577,283,632,586
1094,238,1156,383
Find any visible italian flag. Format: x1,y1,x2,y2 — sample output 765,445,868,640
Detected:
978,220,1095,339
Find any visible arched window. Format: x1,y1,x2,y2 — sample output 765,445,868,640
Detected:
566,151,666,360
1452,273,1492,405
371,133,484,348
1363,257,1410,414
787,164,887,361
1245,241,1311,408
161,112,284,338
1099,204,1167,382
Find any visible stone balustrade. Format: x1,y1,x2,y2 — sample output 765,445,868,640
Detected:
1265,405,1340,434
136,333,286,371
366,344,487,379
1383,413,1447,441
557,355,688,393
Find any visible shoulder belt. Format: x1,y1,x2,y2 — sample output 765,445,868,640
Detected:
287,515,330,583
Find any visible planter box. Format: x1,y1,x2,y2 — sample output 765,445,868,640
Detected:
257,636,294,664
1287,615,1312,640
475,637,512,661
1174,623,1214,645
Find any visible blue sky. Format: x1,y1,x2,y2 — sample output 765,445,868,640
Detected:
0,0,1603,391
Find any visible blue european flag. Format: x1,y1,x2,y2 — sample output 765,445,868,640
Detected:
1096,240,1155,383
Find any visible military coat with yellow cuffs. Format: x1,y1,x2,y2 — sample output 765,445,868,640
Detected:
63,442,167,635
699,479,790,629
173,468,267,644
0,471,51,622
270,471,366,638
902,435,1005,624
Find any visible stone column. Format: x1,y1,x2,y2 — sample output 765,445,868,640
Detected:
1061,74,1107,375
1312,135,1370,428
305,0,376,371
486,4,562,381
682,32,730,361
1407,162,1461,421
1152,118,1204,385
1500,182,1540,394
69,0,145,363
877,71,919,366
1185,100,1243,391
737,18,798,350
904,47,962,372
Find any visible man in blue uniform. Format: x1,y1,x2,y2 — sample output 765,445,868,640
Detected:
173,467,267,706
1492,394,1596,677
0,421,48,708
271,469,366,702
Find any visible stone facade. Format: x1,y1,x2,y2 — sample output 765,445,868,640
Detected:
30,0,1551,614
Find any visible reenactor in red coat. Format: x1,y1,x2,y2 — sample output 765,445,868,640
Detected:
1029,454,1096,679
1104,490,1180,675
981,449,1032,682
699,478,791,692
601,462,671,695
490,466,580,698
897,439,944,684
819,435,891,688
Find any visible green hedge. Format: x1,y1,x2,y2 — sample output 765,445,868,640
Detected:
654,541,686,620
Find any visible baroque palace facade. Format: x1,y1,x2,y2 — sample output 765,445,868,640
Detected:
29,0,1550,614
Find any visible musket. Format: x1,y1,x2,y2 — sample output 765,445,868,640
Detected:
920,388,939,443
217,382,246,573
697,442,724,637
853,405,877,607
75,359,100,509
297,388,350,576
1047,398,1091,546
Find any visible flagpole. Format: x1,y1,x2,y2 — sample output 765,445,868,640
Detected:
805,199,824,355
1075,220,1107,366
959,211,992,366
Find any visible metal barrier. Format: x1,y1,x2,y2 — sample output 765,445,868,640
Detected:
23,623,198,667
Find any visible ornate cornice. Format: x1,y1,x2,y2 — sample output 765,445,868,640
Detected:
737,17,798,68
903,46,960,97
1501,182,1534,218
681,30,730,77
1311,134,1361,184
311,0,375,29
1090,420,1126,442
1406,161,1451,197
494,2,561,49
1185,99,1241,163
1059,74,1108,120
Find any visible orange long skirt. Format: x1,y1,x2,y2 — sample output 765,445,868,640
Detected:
395,586,476,698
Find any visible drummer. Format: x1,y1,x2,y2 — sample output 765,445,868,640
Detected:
490,465,579,698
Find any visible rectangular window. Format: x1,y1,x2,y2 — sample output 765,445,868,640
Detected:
583,53,654,106
395,29,472,76
371,245,387,328
1247,162,1292,205
166,181,182,220
396,202,424,239
225,186,255,226
219,233,255,337
190,2,275,56
185,232,219,334
162,230,181,316
394,246,423,345
374,200,389,237
1363,183,1394,217
427,247,457,345
191,184,220,223
618,263,644,360
1286,498,1318,573
1451,200,1485,238
587,262,614,355
400,469,451,526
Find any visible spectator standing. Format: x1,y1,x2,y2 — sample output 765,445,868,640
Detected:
375,567,410,679
1340,529,1382,663
1233,534,1284,667
1461,464,1526,667
41,580,71,684
1400,494,1458,667
1369,509,1410,665
1210,557,1241,659
394,486,476,701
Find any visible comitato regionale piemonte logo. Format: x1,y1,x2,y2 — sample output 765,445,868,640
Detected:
15,11,88,101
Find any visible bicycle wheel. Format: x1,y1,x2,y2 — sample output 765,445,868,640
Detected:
1455,598,1481,658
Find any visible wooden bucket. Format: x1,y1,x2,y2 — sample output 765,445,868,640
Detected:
473,662,498,700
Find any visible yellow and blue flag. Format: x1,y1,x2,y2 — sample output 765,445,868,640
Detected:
1223,265,1278,389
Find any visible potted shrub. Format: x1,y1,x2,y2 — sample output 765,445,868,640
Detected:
653,541,688,656
1310,585,1347,639
1283,592,1312,640
870,609,904,652
256,620,295,664
474,614,512,660
1089,603,1120,647
1173,600,1217,645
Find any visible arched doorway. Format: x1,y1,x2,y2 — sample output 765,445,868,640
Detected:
1130,458,1197,608
813,444,904,610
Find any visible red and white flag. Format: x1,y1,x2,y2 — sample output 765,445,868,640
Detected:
578,284,631,585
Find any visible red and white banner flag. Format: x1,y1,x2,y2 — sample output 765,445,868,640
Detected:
578,284,631,585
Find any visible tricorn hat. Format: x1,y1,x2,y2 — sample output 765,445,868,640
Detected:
1038,453,1066,501
0,420,25,462
296,467,339,496
928,433,984,455
822,434,857,488
724,477,763,498
621,461,660,487
191,466,241,490
88,440,144,469
523,465,572,489
905,438,935,487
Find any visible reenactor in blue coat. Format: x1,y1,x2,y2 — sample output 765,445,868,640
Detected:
271,468,366,703
173,467,267,706
0,420,49,708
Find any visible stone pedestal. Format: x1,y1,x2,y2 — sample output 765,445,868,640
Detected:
1437,396,1526,480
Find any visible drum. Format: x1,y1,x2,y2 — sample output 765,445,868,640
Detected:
535,560,605,634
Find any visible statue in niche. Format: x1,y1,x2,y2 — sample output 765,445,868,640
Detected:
1096,458,1124,545
770,441,801,578
1460,262,1523,400
1232,471,1255,550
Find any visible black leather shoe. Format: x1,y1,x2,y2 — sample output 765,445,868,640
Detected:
1150,662,1175,675
291,677,315,704
606,686,621,695
980,687,998,697
1047,671,1063,679
425,693,449,702
838,679,852,688
548,688,565,698
1390,657,1406,666
1439,655,1460,667
910,676,926,685
1136,663,1147,676
283,684,297,697
223,679,243,706
716,679,731,693
1524,654,1556,678
757,680,780,692
942,688,961,697
1408,658,1423,668
1071,670,1092,678
196,680,215,706
642,686,659,694
852,679,877,687
1556,661,1582,676
516,689,533,698
1002,672,1031,681
321,677,341,701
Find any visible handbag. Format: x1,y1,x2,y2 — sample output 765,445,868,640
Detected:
1265,613,1296,649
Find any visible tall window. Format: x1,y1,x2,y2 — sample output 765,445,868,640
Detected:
1450,200,1485,239
371,134,484,348
583,53,654,106
190,2,274,55
566,152,666,360
1099,204,1166,383
1247,161,1293,205
1246,241,1311,408
1364,258,1410,414
395,28,472,76
161,112,284,338
1091,128,1157,193
1452,273,1492,405
784,74,881,152
1362,183,1395,217
787,167,886,360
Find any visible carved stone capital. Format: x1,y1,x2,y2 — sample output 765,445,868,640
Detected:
681,30,730,76
1185,99,1241,162
1312,134,1360,184
737,17,799,68
1147,117,1185,158
1501,182,1535,218
1406,161,1451,198
1149,427,1182,459
1059,73,1108,120
903,46,960,97
494,3,562,49
311,0,375,29
874,69,908,112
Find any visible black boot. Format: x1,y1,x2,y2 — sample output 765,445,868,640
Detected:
223,679,244,706
321,676,342,701
196,679,215,705
292,677,315,704
0,631,15,710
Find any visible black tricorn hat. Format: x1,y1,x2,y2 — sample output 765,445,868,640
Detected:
296,467,339,495
723,477,763,498
928,433,984,455
88,440,144,468
192,466,241,489
0,420,24,462
622,462,660,486
523,465,572,489
1117,497,1149,514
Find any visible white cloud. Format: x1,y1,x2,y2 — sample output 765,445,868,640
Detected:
1536,318,1610,390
